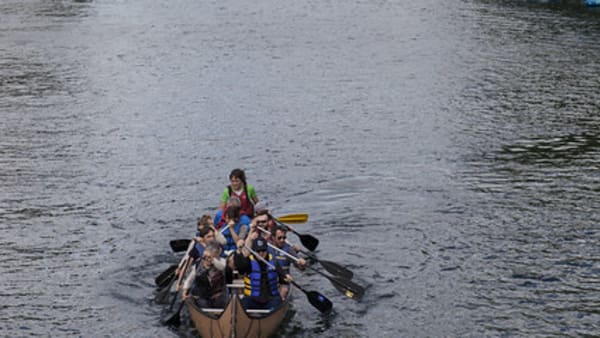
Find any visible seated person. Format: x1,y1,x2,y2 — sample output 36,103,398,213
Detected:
190,221,226,259
182,241,227,308
268,225,306,300
213,196,251,230
219,205,250,255
233,235,291,311
176,226,224,290
251,210,273,241
220,168,259,218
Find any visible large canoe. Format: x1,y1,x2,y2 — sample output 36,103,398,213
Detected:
187,284,290,338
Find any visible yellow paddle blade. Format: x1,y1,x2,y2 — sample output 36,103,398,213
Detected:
276,213,309,224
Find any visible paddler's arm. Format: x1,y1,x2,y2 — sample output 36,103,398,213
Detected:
227,220,244,249
181,266,196,300
274,259,293,284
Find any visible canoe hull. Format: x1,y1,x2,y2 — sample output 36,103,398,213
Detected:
187,293,289,338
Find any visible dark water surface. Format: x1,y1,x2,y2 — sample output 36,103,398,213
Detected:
2,0,599,337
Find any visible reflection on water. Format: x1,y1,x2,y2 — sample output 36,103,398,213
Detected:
1,0,599,337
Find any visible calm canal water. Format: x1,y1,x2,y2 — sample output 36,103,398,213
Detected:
1,0,599,337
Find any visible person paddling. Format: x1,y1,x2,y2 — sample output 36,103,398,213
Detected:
220,168,258,218
175,226,224,291
250,205,274,241
233,235,291,311
220,205,249,255
268,225,306,300
213,196,250,231
182,242,227,308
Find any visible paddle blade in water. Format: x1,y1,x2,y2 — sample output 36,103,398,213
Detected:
160,302,185,327
319,260,354,280
329,276,365,300
291,281,333,314
306,290,333,313
155,264,177,287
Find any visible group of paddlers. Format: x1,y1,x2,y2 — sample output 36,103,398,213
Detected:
173,168,307,312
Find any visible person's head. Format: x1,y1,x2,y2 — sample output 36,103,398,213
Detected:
252,238,268,258
224,205,241,223
197,214,212,231
254,201,269,216
254,213,270,230
202,241,221,267
229,168,247,190
227,196,241,208
198,227,215,243
271,225,288,248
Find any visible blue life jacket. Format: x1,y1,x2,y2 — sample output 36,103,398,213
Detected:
243,254,279,298
194,242,205,257
268,244,295,275
221,222,245,252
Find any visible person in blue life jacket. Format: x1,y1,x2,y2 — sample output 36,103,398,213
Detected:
213,196,251,231
220,205,249,255
189,226,226,262
194,214,226,250
233,235,292,311
268,225,306,300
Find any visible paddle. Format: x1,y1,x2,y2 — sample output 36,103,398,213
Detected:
276,213,308,224
155,264,178,288
310,265,364,300
167,214,309,253
161,250,195,327
170,239,191,252
245,245,333,313
169,226,229,254
290,280,332,314
156,240,195,290
272,217,319,251
254,226,353,279
161,290,186,326
154,240,193,289
267,243,364,300
155,272,177,304
298,249,354,280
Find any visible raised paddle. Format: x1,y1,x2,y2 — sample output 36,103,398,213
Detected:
245,245,333,314
267,243,364,300
169,239,191,253
272,217,319,251
276,213,309,224
170,239,191,252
